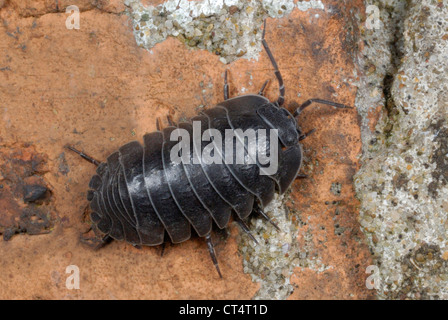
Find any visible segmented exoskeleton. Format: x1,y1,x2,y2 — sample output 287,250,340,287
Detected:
67,21,351,277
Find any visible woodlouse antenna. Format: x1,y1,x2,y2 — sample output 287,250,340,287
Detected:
294,99,353,118
261,19,285,106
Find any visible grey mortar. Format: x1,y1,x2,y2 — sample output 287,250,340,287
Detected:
354,0,448,299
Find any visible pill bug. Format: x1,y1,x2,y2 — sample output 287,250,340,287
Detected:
67,21,351,278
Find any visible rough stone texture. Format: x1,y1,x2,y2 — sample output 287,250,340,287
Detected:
354,0,448,299
0,144,54,240
0,0,372,299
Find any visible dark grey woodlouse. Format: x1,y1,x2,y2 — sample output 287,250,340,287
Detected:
67,21,351,277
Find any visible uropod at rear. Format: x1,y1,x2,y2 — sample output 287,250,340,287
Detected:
67,21,351,278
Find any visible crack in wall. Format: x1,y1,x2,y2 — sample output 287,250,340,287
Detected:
354,0,408,159
355,0,448,300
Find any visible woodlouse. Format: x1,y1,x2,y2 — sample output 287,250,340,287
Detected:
68,21,351,277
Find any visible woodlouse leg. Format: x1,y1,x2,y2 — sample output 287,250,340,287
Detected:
160,242,166,257
299,128,317,141
255,207,281,232
224,70,230,100
94,235,113,250
82,226,93,234
294,99,352,118
258,79,269,96
296,174,309,179
167,115,176,127
205,234,223,278
80,226,99,247
156,117,163,131
65,145,101,166
261,20,285,106
235,218,259,245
